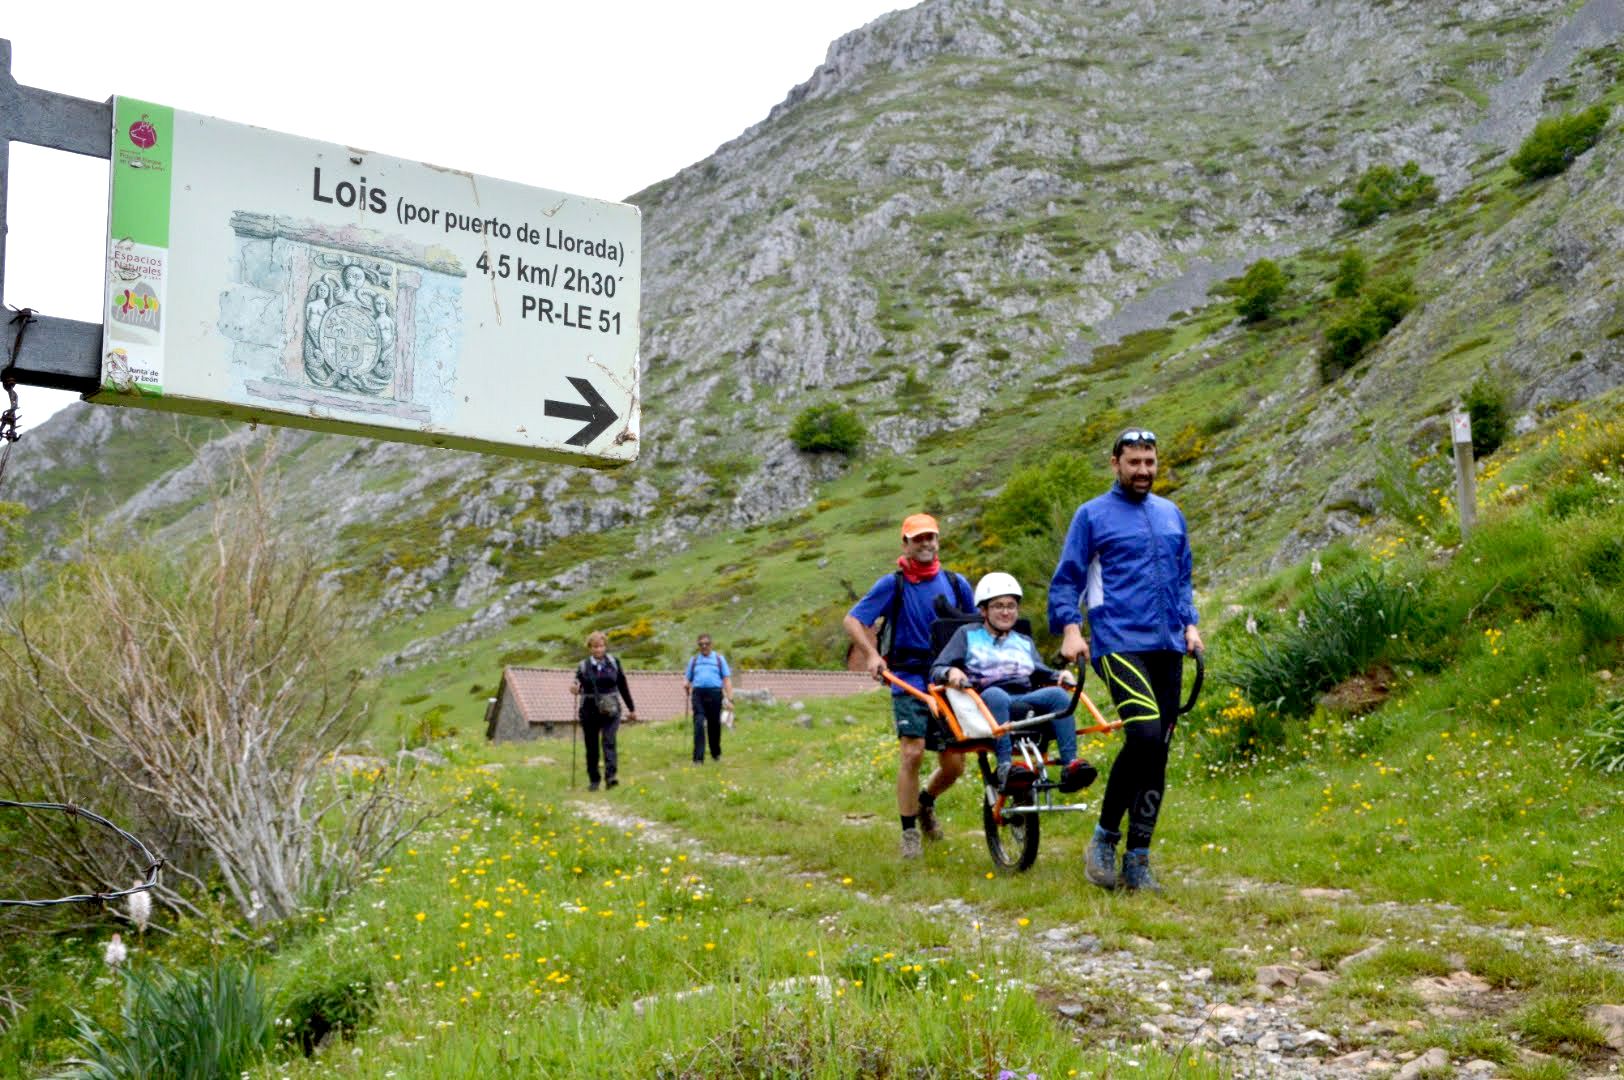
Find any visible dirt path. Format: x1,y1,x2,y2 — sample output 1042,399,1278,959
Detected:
570,800,1623,1079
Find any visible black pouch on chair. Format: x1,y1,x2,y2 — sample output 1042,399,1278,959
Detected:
593,694,622,719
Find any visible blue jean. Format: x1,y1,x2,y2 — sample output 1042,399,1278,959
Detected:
982,686,1077,767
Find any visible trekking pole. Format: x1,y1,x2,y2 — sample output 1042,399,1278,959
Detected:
570,705,578,790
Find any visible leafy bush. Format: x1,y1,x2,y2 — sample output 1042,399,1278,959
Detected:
0,444,423,926
788,403,866,455
978,451,1092,548
279,968,376,1055
1332,248,1367,299
1462,372,1511,458
1228,569,1422,717
1234,258,1287,323
1339,161,1437,226
52,961,275,1080
1318,274,1417,381
1509,105,1611,180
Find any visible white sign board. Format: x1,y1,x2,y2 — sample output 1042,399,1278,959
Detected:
95,97,640,464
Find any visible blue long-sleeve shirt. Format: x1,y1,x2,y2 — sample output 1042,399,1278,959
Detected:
1048,483,1197,657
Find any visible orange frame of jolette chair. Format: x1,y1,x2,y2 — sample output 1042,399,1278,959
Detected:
880,671,1121,746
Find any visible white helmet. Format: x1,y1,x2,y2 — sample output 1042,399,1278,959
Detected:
973,572,1023,608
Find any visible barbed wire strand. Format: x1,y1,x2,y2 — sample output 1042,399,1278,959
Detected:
0,306,34,490
0,799,163,908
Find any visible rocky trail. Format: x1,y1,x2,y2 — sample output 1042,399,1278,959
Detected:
570,800,1624,1080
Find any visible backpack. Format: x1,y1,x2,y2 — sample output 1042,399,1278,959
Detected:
685,653,726,684
876,570,974,676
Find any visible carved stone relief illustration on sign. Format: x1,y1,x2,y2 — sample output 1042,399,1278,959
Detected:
217,212,465,426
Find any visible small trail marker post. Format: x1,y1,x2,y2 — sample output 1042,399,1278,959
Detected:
1451,408,1478,540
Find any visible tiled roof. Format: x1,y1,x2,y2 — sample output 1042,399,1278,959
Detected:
491,666,879,737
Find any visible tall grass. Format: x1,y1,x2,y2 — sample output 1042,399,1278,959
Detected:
1227,569,1422,717
50,961,274,1080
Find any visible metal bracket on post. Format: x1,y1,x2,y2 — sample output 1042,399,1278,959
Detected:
0,38,109,393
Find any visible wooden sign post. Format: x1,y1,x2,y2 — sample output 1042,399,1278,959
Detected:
1451,410,1477,540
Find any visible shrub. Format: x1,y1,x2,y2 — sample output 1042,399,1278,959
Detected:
279,968,376,1056
1462,372,1511,458
1332,248,1367,299
1363,273,1417,326
1339,161,1438,226
53,961,275,1079
1228,569,1422,717
1320,306,1384,380
1509,105,1611,180
788,403,866,455
0,443,424,926
1234,258,1287,323
1318,273,1417,381
978,451,1092,548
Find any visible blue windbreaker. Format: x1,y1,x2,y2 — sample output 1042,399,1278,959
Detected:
1047,483,1198,657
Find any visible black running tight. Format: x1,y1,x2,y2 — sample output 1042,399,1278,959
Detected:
1096,651,1186,850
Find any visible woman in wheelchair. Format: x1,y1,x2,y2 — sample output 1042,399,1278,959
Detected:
930,572,1097,796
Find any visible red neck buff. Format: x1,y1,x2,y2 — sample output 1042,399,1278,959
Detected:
897,554,941,584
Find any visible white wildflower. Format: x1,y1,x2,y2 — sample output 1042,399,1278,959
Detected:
1297,610,1309,630
1245,614,1258,635
128,883,152,932
103,932,127,967
1311,556,1322,577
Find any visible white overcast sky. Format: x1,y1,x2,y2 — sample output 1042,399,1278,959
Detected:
3,1,912,429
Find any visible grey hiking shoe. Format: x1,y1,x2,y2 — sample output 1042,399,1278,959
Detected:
1084,829,1119,889
918,802,944,842
899,827,923,860
1121,850,1162,894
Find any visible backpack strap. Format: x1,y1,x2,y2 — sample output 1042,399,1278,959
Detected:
878,569,907,661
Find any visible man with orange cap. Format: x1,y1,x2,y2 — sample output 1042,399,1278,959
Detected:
844,513,976,860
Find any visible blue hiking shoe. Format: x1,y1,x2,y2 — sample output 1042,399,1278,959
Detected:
1084,827,1119,889
1121,849,1162,894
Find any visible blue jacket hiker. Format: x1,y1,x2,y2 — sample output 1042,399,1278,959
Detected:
842,513,973,861
683,634,733,764
932,572,1095,796
1049,429,1204,893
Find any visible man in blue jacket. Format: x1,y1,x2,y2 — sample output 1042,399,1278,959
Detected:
844,513,975,861
1049,429,1203,893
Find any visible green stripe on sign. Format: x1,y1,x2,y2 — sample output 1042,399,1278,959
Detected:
110,97,174,247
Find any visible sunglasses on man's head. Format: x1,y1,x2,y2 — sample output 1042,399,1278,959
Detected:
1114,429,1157,453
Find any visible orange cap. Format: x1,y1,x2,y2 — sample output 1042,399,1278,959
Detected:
900,513,940,539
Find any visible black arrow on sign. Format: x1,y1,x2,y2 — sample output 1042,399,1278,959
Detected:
544,376,619,446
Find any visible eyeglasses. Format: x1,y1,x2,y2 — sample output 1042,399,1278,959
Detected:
1113,429,1157,452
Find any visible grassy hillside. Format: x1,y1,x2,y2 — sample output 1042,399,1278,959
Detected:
4,396,1620,1078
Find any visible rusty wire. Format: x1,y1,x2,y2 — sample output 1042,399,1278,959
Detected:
0,799,162,907
0,307,32,489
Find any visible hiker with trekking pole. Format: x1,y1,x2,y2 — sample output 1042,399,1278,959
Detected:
1049,428,1204,893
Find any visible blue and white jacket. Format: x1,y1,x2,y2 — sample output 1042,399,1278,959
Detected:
931,624,1059,694
1047,483,1198,657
